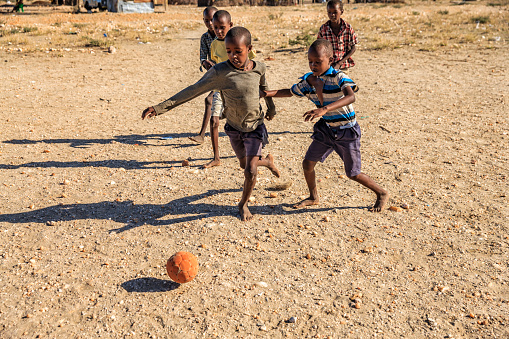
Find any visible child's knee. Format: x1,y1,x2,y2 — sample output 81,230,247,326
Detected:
302,159,315,172
244,166,257,180
210,117,219,128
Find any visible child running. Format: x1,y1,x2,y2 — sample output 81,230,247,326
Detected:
261,39,388,212
142,27,279,221
317,0,358,73
198,10,256,168
188,6,217,145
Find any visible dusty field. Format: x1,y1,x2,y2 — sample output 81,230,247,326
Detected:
1,2,508,338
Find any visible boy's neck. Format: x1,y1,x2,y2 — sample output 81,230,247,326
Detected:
330,19,342,27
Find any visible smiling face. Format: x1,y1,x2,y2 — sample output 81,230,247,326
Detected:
225,35,252,70
327,3,343,24
203,9,217,35
308,46,333,76
212,16,233,40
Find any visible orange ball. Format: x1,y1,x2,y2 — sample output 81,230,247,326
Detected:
166,251,198,284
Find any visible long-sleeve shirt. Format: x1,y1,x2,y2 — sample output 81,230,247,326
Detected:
199,31,215,65
153,60,276,133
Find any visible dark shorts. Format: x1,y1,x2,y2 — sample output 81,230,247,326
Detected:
224,123,268,159
305,119,362,177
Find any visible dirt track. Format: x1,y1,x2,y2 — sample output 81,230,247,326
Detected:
1,6,509,338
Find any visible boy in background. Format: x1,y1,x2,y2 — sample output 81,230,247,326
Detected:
142,27,279,221
189,6,217,145
261,39,388,212
317,0,358,73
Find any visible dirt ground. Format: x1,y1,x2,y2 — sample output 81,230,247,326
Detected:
1,4,508,339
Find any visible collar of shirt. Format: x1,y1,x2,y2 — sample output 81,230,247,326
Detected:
299,66,338,81
325,19,346,35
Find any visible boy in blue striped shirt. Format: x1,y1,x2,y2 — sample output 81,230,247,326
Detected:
261,39,388,212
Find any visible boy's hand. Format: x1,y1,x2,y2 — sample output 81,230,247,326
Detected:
265,109,276,121
303,107,327,122
259,89,268,98
202,60,214,70
142,107,157,120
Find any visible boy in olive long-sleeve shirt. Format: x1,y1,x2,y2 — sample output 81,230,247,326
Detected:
142,27,280,221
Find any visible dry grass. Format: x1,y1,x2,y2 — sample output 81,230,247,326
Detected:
0,0,507,53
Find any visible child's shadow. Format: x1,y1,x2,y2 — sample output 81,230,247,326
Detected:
121,277,179,293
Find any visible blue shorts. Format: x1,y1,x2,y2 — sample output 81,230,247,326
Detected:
305,119,361,177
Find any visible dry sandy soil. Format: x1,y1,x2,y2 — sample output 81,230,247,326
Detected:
0,3,508,338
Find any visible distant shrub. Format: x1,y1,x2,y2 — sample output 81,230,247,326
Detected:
472,16,490,24
412,11,420,15
22,27,38,33
438,10,448,15
289,33,314,47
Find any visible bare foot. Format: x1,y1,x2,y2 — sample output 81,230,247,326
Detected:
293,197,319,209
369,190,389,212
202,159,221,168
188,135,205,144
265,154,280,178
239,204,253,221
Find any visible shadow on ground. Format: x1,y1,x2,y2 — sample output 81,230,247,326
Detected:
0,188,360,231
121,277,180,293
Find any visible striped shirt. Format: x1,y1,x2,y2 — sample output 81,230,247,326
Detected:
291,67,358,128
317,19,358,69
200,31,215,65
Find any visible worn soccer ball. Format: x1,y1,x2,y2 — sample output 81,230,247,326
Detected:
166,251,198,284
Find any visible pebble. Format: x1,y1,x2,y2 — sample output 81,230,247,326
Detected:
248,196,256,202
389,206,403,212
259,325,267,331
401,203,410,209
182,160,190,167
269,192,278,198
108,46,116,54
255,281,268,288
362,247,374,253
286,316,296,323
47,221,56,226
62,179,71,185
323,216,330,222
29,204,35,209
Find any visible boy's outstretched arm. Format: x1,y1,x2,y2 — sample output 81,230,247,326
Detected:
141,68,220,119
336,45,357,69
261,89,293,98
303,86,355,122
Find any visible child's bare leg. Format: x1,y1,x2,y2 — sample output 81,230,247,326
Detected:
202,116,221,168
257,154,280,178
189,92,213,144
294,159,320,208
348,173,389,212
238,156,258,221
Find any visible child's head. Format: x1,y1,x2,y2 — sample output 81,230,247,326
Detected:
225,27,252,69
212,10,233,40
326,0,344,23
203,6,218,34
308,39,334,76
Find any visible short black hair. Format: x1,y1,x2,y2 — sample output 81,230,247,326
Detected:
327,0,343,11
212,10,232,24
225,26,252,46
203,6,217,17
309,39,333,58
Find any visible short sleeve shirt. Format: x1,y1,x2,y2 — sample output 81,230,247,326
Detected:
210,39,256,64
291,67,358,127
317,19,358,69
